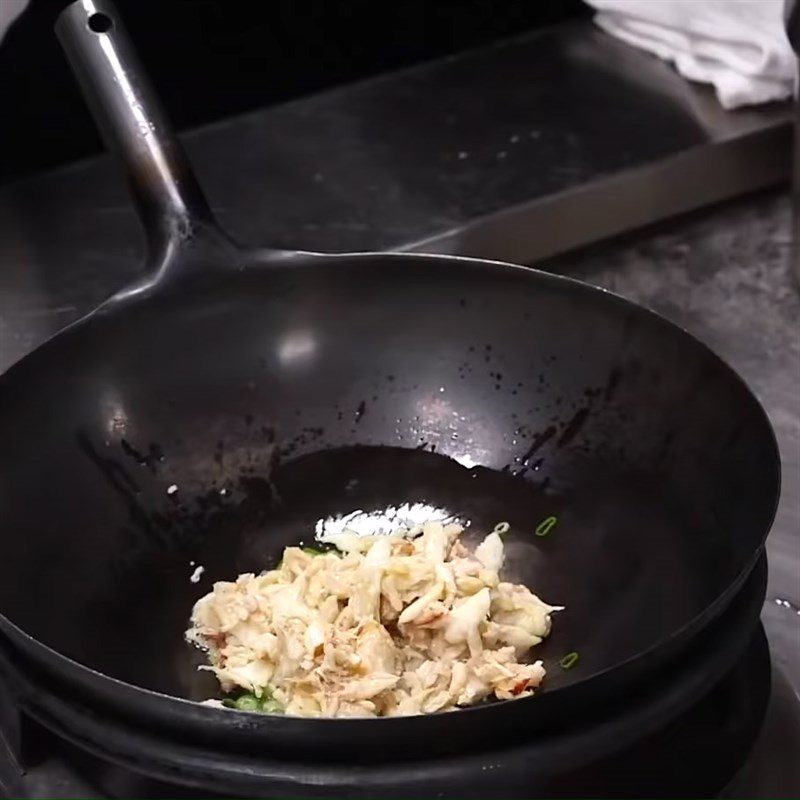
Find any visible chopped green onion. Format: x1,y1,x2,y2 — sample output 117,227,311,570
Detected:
260,697,285,714
559,651,579,670
302,546,326,556
222,688,284,714
234,693,261,712
493,521,510,536
535,515,558,537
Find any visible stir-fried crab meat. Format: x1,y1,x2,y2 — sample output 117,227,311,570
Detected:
187,520,560,717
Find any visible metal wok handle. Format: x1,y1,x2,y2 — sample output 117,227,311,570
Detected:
55,0,239,277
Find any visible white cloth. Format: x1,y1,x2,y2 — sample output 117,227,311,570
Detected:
585,0,796,109
0,0,28,45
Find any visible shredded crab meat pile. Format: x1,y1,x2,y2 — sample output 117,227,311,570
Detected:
187,521,560,718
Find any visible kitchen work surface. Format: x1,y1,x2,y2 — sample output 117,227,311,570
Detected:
0,19,790,289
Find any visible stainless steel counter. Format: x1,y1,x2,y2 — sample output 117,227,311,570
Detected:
0,24,791,362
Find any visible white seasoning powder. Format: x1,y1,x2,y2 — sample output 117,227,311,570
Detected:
314,502,458,541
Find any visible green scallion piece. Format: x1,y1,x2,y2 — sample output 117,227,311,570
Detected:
535,515,558,537
234,693,261,712
559,651,579,670
302,546,326,556
260,697,285,714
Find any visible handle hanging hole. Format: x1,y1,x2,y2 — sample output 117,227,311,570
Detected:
87,13,113,34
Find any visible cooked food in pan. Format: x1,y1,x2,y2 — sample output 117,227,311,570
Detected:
187,519,560,718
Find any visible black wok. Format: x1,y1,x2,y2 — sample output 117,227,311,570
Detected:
0,0,780,757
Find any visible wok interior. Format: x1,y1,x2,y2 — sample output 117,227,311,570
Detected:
0,255,777,703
